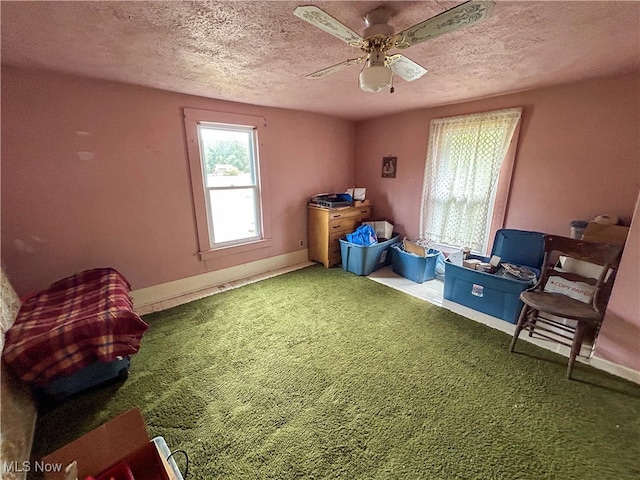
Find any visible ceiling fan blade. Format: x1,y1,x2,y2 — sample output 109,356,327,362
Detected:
387,55,427,82
306,57,366,79
294,5,364,47
393,0,495,48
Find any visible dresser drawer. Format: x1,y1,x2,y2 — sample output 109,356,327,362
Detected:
328,217,362,234
328,207,371,220
329,232,344,255
308,203,373,269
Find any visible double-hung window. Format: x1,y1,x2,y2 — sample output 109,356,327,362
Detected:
419,108,522,253
184,109,271,259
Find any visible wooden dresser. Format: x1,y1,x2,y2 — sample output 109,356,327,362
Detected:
308,203,372,268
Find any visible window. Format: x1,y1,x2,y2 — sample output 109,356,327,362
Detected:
199,125,260,246
184,109,271,260
419,108,522,253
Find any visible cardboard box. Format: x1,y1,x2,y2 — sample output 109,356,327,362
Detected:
41,408,180,480
463,259,482,269
362,220,394,241
582,222,629,245
544,274,596,303
345,187,366,201
403,238,426,257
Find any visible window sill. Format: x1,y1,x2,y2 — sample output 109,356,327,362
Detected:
198,238,273,261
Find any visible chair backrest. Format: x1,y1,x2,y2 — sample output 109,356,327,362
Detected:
536,235,623,313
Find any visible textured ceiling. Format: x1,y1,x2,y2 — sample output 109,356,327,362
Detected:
2,1,639,121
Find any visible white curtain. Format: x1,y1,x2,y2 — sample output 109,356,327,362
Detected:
419,108,522,252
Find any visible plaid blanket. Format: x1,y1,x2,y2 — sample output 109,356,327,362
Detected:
2,268,148,386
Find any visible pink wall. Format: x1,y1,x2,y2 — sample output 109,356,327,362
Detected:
354,72,639,372
2,66,638,373
596,193,640,371
1,67,354,295
354,72,640,239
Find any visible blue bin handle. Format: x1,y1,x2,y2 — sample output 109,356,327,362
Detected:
344,244,350,270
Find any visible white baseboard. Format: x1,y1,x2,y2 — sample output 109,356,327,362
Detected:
131,249,310,310
589,356,640,384
131,253,640,385
442,298,640,384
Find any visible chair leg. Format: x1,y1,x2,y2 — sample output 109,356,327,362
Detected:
527,314,538,337
567,322,586,379
509,305,530,352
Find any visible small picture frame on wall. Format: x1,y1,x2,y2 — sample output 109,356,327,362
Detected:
382,156,397,178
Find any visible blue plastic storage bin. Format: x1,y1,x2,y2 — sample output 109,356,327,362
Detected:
390,244,440,283
443,229,544,324
41,357,130,399
339,235,401,276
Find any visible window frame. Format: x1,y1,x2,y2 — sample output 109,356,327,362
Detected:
184,108,272,261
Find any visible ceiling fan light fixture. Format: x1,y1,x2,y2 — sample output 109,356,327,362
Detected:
295,2,496,90
359,64,392,93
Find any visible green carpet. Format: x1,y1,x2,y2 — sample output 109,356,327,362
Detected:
30,265,640,479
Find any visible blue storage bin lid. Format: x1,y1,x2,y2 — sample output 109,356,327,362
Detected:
490,229,545,269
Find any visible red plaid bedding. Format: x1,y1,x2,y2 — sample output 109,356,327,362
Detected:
2,268,148,386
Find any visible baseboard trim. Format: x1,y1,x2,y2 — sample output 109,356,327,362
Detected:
131,249,310,309
442,298,640,384
589,356,640,384
131,255,640,385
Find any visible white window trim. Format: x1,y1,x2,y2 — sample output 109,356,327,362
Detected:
485,119,521,253
184,108,272,261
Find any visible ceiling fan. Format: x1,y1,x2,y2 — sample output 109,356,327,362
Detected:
293,1,495,93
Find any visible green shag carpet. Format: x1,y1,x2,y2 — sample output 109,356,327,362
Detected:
30,265,640,479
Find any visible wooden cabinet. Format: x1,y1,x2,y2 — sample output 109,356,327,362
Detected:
308,203,372,268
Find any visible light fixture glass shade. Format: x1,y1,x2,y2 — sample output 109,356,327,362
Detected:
359,65,393,93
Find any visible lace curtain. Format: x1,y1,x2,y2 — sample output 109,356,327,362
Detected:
419,107,522,252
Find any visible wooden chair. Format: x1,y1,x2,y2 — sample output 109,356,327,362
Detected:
509,235,623,379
